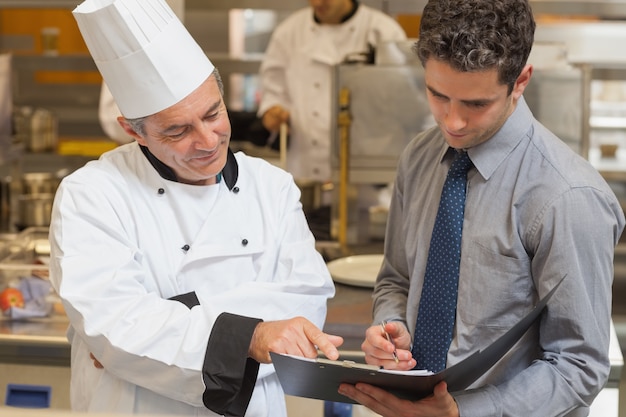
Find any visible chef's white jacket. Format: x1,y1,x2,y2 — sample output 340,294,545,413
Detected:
258,4,407,182
49,143,335,416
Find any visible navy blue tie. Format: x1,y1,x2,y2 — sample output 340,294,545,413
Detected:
412,150,473,372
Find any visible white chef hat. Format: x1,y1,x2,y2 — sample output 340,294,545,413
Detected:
73,0,214,119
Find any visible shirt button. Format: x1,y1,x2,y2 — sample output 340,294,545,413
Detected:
241,239,248,246
158,188,165,195
233,186,240,194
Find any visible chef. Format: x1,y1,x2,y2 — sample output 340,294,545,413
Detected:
49,1,342,416
257,0,407,183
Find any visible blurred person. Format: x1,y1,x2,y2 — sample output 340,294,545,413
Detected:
50,1,343,416
257,0,407,182
338,0,626,416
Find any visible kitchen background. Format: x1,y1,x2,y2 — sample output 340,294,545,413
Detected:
0,0,626,415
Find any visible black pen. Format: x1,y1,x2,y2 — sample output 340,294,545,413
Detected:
380,320,399,363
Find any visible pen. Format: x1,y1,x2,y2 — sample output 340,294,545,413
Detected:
380,320,399,363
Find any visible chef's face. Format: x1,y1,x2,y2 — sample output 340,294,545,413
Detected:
423,59,531,150
310,0,353,24
125,75,231,185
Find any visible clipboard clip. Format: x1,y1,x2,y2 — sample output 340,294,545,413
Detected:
317,358,381,371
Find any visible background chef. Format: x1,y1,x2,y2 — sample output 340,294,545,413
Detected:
49,0,342,416
257,0,406,183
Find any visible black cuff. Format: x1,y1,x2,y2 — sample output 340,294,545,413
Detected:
202,312,262,416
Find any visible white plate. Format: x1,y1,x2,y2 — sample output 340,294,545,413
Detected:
327,254,384,288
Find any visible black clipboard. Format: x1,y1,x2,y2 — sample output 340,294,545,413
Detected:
271,275,565,404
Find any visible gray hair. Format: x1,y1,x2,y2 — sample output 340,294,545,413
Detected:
415,0,535,94
125,67,224,136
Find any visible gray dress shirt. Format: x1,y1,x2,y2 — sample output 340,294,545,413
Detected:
373,97,625,417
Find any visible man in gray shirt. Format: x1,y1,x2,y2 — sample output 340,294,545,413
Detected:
338,0,625,416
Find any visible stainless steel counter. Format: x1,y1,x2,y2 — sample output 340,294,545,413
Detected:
0,314,69,366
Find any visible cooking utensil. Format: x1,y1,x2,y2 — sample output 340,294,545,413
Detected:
21,172,60,195
15,193,54,229
279,122,288,170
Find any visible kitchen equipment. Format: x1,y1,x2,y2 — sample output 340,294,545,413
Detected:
279,122,288,170
13,107,58,153
21,172,61,195
337,87,351,251
0,176,11,231
296,179,322,213
15,194,54,229
0,54,11,141
29,108,58,153
601,143,619,158
13,170,65,231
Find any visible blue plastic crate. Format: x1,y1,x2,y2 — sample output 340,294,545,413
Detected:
5,383,51,408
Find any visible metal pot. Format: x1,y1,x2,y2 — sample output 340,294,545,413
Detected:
29,108,58,153
13,107,58,152
15,193,54,229
21,172,60,195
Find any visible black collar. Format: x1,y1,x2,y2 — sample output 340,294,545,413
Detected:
314,0,358,24
139,145,238,191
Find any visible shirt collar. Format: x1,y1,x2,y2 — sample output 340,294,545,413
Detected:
139,145,239,191
468,96,534,181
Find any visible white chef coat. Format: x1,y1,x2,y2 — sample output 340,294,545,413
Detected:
49,143,334,416
258,4,406,182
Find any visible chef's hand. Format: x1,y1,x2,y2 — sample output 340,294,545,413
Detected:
89,352,103,369
362,321,416,370
338,380,459,417
249,316,343,363
261,105,290,132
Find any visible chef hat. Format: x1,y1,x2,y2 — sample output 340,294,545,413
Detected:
73,0,214,119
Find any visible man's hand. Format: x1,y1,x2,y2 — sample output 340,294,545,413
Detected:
261,105,290,132
249,316,343,363
338,381,459,417
89,352,103,369
362,321,416,370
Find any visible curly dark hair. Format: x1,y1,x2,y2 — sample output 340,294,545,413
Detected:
415,0,535,94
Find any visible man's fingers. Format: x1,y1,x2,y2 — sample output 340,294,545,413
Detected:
89,352,104,369
303,322,343,360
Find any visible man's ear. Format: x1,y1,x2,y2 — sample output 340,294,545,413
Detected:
117,116,146,146
511,64,533,100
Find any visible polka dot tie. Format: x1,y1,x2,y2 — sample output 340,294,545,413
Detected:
412,150,473,373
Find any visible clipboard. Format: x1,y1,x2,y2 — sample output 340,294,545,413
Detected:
271,275,565,404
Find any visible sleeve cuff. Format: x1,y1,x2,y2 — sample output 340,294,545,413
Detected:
202,312,262,416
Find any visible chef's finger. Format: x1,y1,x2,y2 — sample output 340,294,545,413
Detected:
303,324,342,360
